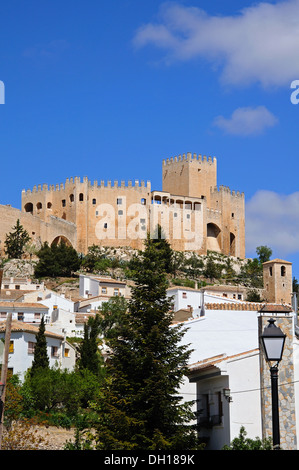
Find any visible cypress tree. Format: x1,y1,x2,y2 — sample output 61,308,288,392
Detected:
30,316,49,377
94,233,198,450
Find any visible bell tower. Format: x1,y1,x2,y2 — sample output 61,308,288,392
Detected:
263,259,292,305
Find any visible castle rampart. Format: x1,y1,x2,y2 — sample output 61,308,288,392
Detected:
17,152,245,257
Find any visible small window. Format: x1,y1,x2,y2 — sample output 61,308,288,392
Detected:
141,198,146,205
79,193,84,201
118,210,123,215
9,340,14,354
182,292,187,299
92,198,96,205
186,214,190,219
0,312,6,318
231,213,235,218
269,267,273,276
102,287,107,294
117,198,122,205
34,313,41,319
62,199,66,207
96,211,99,216
69,194,74,202
28,342,35,354
104,223,108,229
47,202,52,209
140,218,146,224
114,288,119,296
64,348,70,358
51,346,59,358
15,285,20,290
174,213,178,218
37,202,42,210
18,312,24,321
281,266,286,277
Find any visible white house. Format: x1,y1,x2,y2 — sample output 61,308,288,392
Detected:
0,302,49,324
167,285,249,320
178,300,298,450
0,320,76,380
79,274,129,300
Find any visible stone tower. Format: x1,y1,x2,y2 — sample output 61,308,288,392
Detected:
263,259,292,305
162,153,217,206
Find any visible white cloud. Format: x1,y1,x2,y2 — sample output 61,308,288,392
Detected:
246,190,299,255
213,106,278,136
133,0,299,87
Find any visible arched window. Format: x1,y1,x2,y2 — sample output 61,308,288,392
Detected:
69,194,74,202
36,202,42,210
281,266,286,277
47,202,52,209
79,193,84,201
92,198,96,205
24,202,33,213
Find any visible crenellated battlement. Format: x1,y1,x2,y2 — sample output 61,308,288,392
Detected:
211,185,245,199
163,152,216,166
22,177,151,195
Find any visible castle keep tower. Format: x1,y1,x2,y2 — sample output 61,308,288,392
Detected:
21,152,245,258
162,153,217,205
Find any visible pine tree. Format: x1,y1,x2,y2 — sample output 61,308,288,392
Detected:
77,315,104,377
93,233,198,450
30,316,49,377
4,219,30,259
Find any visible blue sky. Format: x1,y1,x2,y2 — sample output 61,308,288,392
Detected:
1,0,299,278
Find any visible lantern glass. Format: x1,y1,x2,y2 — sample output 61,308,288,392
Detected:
261,318,286,362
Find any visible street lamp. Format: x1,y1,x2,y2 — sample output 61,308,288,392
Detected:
261,318,286,450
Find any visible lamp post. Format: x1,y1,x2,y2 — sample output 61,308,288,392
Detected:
261,318,286,450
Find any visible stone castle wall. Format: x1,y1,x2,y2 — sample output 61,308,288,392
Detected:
0,153,245,257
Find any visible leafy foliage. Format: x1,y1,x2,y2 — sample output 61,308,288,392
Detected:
222,426,272,450
34,241,81,278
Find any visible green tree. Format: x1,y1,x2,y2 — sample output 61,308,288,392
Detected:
30,316,49,377
77,315,104,377
256,245,272,264
222,426,272,450
4,219,30,259
93,233,198,450
34,241,81,278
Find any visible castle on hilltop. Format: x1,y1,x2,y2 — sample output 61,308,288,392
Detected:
18,152,245,258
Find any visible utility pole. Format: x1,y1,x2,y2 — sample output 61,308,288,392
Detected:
0,269,12,450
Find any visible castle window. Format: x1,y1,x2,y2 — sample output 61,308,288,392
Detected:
92,198,96,205
79,193,84,201
281,266,286,277
141,198,146,205
104,223,108,229
118,210,123,215
69,194,74,202
24,202,33,213
96,211,99,216
36,202,42,210
47,202,52,209
269,267,272,276
186,214,190,219
62,199,66,207
231,213,235,218
117,198,122,205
